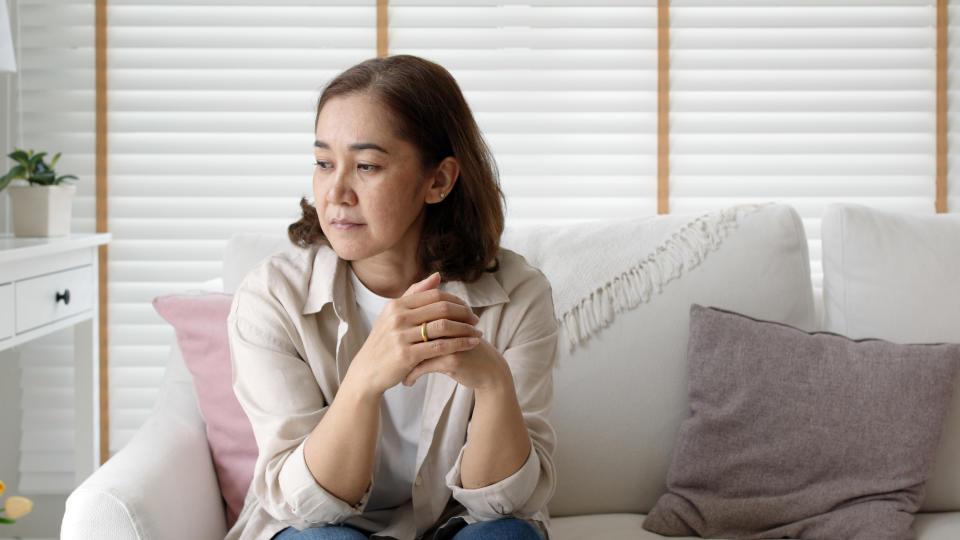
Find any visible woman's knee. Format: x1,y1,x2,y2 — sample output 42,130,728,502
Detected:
449,518,543,540
270,524,369,540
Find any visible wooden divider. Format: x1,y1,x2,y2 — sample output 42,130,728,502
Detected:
378,0,389,57
657,0,670,214
937,0,949,213
95,0,109,464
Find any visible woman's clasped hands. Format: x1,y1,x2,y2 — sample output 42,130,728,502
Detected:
348,271,511,397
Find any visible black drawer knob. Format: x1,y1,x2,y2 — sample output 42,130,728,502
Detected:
56,289,71,305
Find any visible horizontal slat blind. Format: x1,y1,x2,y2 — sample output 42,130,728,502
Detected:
11,0,956,497
15,0,96,494
390,0,660,225
101,0,375,457
14,1,376,494
669,0,939,294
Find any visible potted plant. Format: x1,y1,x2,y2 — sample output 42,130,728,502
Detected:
0,148,79,237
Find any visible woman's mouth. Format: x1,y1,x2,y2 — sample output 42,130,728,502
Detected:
331,221,363,231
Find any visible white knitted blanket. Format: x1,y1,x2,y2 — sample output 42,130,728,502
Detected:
501,202,772,351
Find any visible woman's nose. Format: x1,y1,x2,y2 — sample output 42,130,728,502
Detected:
325,168,356,206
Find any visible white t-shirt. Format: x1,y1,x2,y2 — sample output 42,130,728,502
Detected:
348,264,429,525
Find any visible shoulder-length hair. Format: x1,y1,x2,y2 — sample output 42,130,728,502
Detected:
288,54,505,283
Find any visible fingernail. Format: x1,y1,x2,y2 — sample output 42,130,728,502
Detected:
468,337,480,345
474,329,483,336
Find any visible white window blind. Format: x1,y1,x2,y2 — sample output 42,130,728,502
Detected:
390,0,660,225
670,0,940,295
104,0,375,459
9,0,958,497
12,0,377,494
14,0,97,494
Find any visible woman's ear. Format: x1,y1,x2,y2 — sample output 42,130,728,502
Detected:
428,156,460,204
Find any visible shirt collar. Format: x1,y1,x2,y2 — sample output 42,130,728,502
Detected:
301,243,510,316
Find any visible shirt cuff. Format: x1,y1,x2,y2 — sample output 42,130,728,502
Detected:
444,438,541,520
277,437,373,525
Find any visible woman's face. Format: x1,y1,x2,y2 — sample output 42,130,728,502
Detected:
313,92,433,264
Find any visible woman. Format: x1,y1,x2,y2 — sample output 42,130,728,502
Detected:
223,55,559,540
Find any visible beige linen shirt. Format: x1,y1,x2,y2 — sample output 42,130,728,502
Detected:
222,241,559,540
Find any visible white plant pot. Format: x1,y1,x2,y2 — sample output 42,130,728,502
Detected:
7,183,77,237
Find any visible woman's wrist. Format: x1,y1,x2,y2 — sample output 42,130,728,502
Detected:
474,363,515,398
339,368,385,405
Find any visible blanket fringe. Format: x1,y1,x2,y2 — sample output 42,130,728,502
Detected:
559,203,770,351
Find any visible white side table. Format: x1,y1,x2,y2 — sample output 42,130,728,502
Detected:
0,232,111,487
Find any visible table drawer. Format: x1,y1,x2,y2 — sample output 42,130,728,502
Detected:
15,265,94,333
0,283,12,340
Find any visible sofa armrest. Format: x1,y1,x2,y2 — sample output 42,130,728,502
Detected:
61,380,227,540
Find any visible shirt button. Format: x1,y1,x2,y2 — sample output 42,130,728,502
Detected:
415,475,423,487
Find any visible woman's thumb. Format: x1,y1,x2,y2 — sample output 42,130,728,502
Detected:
403,271,440,296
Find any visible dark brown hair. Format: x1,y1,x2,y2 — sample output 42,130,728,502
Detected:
288,54,505,283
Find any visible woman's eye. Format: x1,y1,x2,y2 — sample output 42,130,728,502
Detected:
314,160,330,169
358,163,378,172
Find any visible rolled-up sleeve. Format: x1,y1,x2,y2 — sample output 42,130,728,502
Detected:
443,270,559,521
227,279,373,529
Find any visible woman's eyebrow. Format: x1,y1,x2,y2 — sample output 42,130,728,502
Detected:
314,140,389,154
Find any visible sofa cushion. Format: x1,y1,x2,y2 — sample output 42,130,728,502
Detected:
551,513,701,540
642,304,960,539
500,202,816,516
821,203,960,511
546,513,960,540
153,292,257,530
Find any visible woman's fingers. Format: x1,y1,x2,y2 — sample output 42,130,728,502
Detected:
401,271,441,297
413,319,483,343
409,335,480,363
407,300,478,328
403,357,443,387
400,287,470,311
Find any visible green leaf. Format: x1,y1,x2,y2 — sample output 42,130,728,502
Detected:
55,174,78,185
50,151,62,169
7,149,29,162
0,517,15,524
10,155,30,172
0,165,26,192
28,151,48,172
30,171,55,185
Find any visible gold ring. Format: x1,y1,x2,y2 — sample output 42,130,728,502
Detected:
421,321,430,342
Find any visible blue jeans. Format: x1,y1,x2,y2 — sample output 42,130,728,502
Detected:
270,518,543,540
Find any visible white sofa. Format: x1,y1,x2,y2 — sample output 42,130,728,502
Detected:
61,202,960,539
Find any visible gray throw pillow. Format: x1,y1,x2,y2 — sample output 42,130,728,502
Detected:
643,304,960,540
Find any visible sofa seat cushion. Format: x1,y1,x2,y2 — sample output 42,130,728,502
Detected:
548,513,960,540
551,514,703,540
915,512,960,540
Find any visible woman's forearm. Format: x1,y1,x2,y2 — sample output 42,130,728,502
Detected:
459,372,532,489
302,371,381,506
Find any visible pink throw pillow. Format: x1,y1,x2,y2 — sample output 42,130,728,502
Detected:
153,292,256,530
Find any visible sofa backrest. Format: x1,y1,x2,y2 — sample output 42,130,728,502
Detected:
218,204,816,518
821,203,960,512
500,203,815,516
